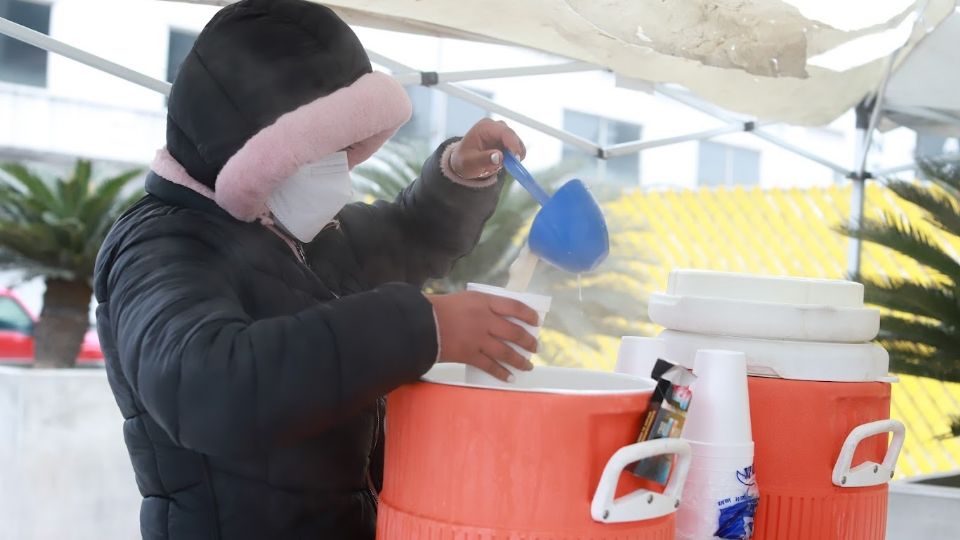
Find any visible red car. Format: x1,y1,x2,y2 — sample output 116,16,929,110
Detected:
0,288,103,366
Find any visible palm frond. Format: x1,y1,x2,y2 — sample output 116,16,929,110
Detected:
78,168,142,231
883,179,960,236
877,316,958,353
841,212,960,284
0,160,142,283
849,159,960,383
919,159,960,197
882,340,960,382
863,279,960,323
0,163,58,210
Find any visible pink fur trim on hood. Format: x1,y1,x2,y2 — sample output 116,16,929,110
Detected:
151,148,306,263
215,71,412,222
151,148,215,200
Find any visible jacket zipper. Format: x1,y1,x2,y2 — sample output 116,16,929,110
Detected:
367,398,382,504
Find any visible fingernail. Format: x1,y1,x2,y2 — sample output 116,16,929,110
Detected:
491,152,501,165
525,361,534,371
506,373,516,383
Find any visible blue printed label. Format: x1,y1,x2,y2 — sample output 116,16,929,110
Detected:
714,465,759,539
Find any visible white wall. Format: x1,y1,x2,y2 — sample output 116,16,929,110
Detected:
887,481,960,540
0,0,218,163
0,367,140,540
0,81,165,164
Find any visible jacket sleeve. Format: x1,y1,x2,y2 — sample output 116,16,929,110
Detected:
106,230,437,458
319,137,504,287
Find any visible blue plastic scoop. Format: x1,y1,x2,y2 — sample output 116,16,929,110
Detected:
502,152,609,273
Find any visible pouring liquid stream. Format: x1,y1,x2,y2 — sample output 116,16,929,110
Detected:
506,246,539,292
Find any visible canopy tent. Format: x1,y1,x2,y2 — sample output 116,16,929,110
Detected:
171,0,956,126
883,8,960,139
1,0,959,276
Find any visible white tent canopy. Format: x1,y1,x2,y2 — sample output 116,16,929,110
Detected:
884,9,960,137
174,0,956,127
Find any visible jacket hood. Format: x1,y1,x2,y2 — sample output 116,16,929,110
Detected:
165,0,411,222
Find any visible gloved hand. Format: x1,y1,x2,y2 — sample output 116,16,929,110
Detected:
449,118,526,180
427,291,539,381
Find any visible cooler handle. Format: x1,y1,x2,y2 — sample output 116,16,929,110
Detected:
591,438,692,523
831,419,905,488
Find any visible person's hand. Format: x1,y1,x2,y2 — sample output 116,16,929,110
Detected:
449,119,526,180
427,291,539,381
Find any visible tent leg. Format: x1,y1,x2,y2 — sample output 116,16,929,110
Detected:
845,2,929,280
847,177,866,279
847,99,873,280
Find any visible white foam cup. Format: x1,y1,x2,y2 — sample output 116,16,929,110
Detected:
615,336,665,378
681,349,753,445
463,283,551,385
677,351,758,540
676,443,758,540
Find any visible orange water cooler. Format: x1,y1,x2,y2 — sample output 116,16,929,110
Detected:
376,365,692,539
653,270,906,540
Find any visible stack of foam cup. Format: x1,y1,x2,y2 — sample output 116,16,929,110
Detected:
676,349,759,540
463,283,552,386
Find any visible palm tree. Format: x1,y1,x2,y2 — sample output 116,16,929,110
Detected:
0,160,142,368
935,414,960,441
840,160,960,383
355,142,651,365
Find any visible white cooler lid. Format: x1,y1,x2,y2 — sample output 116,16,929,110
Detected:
659,329,890,382
650,270,880,343
667,270,864,307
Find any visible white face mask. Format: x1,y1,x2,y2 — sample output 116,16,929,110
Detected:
266,151,354,243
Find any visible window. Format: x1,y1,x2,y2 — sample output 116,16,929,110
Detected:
166,29,197,83
698,141,760,187
0,297,32,334
0,0,52,87
562,110,641,187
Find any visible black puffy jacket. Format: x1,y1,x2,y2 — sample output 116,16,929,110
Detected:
94,1,503,538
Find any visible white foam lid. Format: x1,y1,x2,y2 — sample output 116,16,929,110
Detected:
667,270,864,308
659,329,890,382
652,270,881,344
649,292,880,343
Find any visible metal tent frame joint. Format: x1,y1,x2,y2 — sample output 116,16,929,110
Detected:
420,71,439,87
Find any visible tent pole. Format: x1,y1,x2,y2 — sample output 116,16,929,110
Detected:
846,2,919,279
847,99,872,280
846,0,933,279
603,122,771,158
438,83,600,155
388,61,600,86
367,50,602,155
0,17,171,96
656,85,851,175
750,130,851,175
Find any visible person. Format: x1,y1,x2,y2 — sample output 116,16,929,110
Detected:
93,1,539,538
